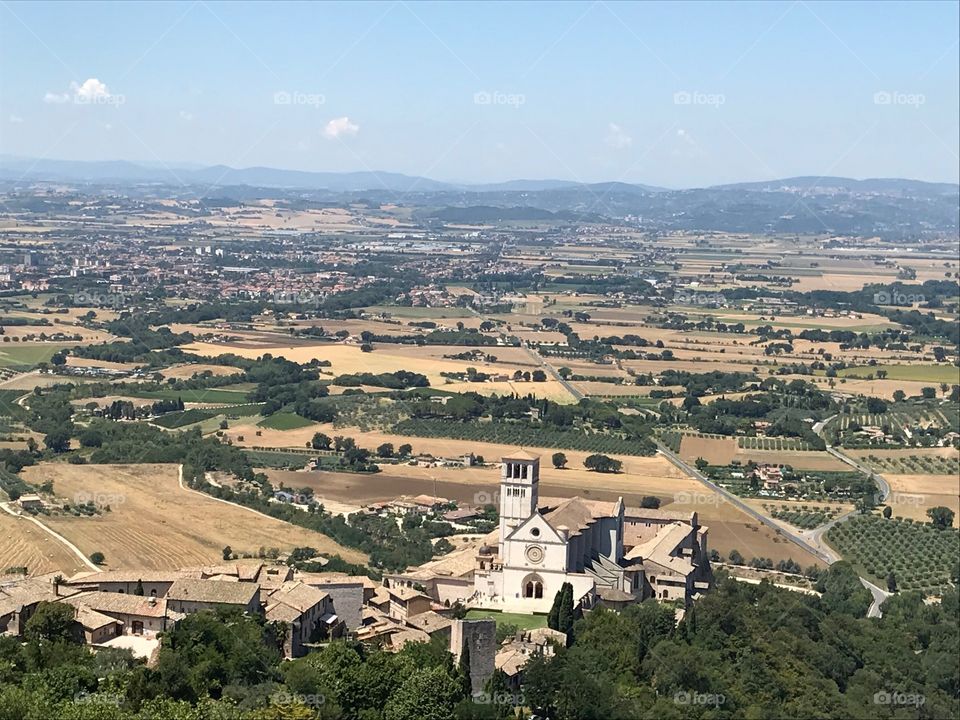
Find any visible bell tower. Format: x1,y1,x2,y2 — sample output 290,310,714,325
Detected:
498,451,540,549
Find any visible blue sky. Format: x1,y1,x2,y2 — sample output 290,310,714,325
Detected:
1,1,957,186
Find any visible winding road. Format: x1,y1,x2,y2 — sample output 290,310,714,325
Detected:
657,440,891,617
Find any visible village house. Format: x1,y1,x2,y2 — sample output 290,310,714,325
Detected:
165,579,262,615
265,581,343,657
63,591,179,636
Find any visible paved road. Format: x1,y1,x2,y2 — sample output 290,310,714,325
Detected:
521,344,585,401
655,442,835,564
824,446,891,501
657,441,891,616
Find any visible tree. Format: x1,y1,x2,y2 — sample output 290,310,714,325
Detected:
887,571,897,593
79,428,103,448
377,443,394,458
640,496,661,509
43,430,71,453
134,579,145,596
558,366,572,379
398,443,413,457
694,457,709,472
882,505,892,519
89,552,105,565
893,389,906,402
584,454,622,473
921,386,936,399
531,369,547,382
383,666,463,720
311,432,331,450
551,452,567,469
728,549,744,565
360,343,373,353
23,602,79,644
458,637,472,697
927,506,955,530
222,546,233,561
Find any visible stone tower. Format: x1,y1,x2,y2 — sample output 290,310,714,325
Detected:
450,618,496,696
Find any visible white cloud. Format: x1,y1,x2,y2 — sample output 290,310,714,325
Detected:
606,122,632,149
179,110,194,121
72,78,111,101
323,116,359,140
8,114,24,123
44,78,122,106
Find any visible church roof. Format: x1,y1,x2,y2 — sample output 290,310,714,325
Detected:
541,496,622,538
625,523,696,574
502,450,540,461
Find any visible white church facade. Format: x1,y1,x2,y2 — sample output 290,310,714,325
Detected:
472,452,712,613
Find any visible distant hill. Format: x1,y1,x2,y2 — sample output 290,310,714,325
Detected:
1,155,956,239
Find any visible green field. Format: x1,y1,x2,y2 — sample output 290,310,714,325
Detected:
362,305,476,319
0,344,71,368
128,388,252,404
838,364,960,384
257,412,316,430
464,610,548,630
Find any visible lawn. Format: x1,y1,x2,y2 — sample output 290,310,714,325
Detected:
0,344,71,368
464,610,548,630
838,364,959,384
257,412,316,430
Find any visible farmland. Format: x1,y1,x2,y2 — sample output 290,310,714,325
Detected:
23,463,367,569
0,509,86,576
825,514,959,593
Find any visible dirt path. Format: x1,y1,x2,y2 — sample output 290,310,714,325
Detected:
0,501,99,571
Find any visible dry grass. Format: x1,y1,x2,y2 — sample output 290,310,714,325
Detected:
883,474,960,526
24,463,366,570
0,510,86,576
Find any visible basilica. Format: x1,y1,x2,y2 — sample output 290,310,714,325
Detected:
472,452,712,613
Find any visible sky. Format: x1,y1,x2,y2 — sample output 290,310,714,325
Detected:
1,1,958,187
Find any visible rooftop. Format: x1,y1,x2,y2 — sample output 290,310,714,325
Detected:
166,579,259,606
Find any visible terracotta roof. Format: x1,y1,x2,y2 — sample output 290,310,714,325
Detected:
387,585,429,603
166,579,259,606
625,523,695,573
64,591,169,618
267,581,328,613
541,497,601,537
406,610,452,634
75,606,117,631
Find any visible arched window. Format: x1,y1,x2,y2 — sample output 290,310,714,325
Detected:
522,573,544,599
